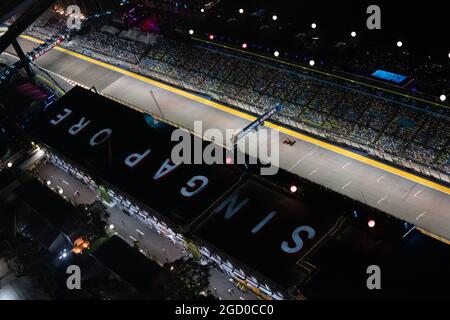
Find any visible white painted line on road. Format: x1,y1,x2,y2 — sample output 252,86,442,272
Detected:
342,181,352,190
413,190,423,198
416,212,427,221
129,236,137,241
288,146,319,172
309,168,320,177
136,229,145,236
376,175,386,183
403,226,416,238
377,195,388,205
240,297,245,300
342,161,352,169
62,180,69,185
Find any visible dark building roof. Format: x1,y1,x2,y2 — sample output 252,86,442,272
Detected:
92,236,176,299
0,169,15,190
14,179,82,236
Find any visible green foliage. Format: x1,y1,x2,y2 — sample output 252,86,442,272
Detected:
73,201,109,241
186,241,202,259
97,185,111,203
163,257,213,299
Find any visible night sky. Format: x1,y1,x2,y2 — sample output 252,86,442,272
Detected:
198,0,448,58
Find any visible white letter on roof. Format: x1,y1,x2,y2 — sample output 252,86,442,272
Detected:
89,129,112,146
50,108,72,125
180,175,208,197
124,150,151,168
153,158,180,180
68,117,91,135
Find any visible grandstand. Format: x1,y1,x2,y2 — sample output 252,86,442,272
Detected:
24,11,450,181
144,0,222,13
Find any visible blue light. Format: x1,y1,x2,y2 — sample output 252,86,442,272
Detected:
371,70,407,84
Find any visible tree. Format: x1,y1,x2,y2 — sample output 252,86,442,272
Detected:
97,185,111,203
163,257,213,300
11,241,59,297
73,201,109,241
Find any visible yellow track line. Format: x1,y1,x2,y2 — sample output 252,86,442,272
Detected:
20,34,450,196
416,228,450,245
36,74,65,96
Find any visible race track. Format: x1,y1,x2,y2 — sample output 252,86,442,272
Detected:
3,36,449,242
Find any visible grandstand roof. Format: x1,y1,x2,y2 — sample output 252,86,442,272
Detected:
27,86,349,292
27,86,244,226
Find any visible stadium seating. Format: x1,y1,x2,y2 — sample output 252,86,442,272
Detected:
25,17,450,176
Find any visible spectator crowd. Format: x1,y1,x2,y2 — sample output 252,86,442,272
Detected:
25,13,450,177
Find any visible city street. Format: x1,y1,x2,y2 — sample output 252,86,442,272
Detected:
32,161,258,300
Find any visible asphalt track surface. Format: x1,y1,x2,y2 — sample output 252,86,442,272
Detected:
3,36,449,242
